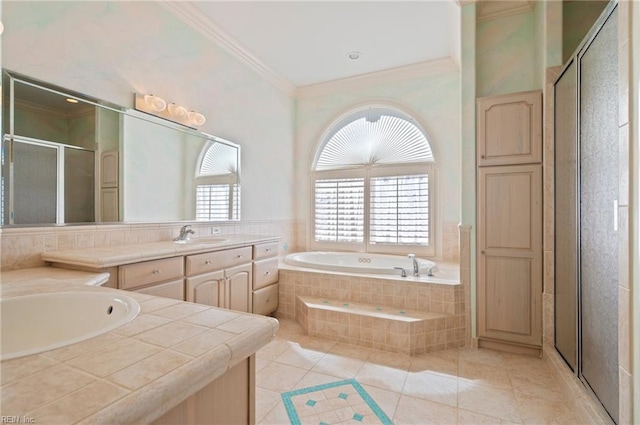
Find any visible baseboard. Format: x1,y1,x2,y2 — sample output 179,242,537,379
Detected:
543,348,613,425
477,338,542,357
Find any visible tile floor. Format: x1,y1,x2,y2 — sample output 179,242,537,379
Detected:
256,319,580,425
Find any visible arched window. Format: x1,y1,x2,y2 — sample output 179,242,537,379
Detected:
195,139,240,221
311,107,435,255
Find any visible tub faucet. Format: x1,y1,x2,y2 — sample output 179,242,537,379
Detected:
407,254,419,277
174,225,195,242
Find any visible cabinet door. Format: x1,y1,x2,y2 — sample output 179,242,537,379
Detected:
477,90,542,166
477,164,542,346
100,150,119,188
225,263,252,313
134,279,184,300
186,271,225,307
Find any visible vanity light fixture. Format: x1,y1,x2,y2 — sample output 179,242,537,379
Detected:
188,111,206,127
167,103,188,119
134,93,207,128
143,94,167,112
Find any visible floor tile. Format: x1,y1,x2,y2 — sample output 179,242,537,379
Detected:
402,370,458,407
355,362,408,393
257,319,581,425
393,394,458,425
256,362,308,392
458,382,521,423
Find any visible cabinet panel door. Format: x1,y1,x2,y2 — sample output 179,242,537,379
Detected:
185,271,225,307
134,279,184,300
226,263,252,313
478,164,542,346
477,90,542,166
482,256,534,337
252,258,279,290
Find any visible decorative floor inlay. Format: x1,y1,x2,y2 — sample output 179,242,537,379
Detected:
281,379,393,425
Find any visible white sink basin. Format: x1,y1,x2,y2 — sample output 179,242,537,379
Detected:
1,291,140,361
173,237,227,245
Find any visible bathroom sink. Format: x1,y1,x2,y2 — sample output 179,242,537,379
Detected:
173,237,227,245
1,290,140,360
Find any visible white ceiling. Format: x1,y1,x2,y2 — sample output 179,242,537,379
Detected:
189,1,459,88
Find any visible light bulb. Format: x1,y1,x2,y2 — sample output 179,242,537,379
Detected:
167,103,188,119
144,94,166,112
188,111,206,126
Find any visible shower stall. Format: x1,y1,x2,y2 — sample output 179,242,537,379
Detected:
554,3,619,423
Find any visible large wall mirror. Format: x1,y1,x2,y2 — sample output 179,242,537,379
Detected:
1,70,240,226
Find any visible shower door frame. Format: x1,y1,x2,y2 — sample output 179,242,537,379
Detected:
553,2,619,424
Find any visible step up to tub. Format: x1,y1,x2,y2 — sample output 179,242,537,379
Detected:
296,296,460,355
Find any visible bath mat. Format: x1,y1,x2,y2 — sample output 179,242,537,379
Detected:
281,378,393,425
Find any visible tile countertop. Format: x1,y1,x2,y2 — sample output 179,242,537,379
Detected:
40,234,281,268
0,267,279,424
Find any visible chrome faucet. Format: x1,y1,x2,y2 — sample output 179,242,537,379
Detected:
174,225,195,242
407,253,419,277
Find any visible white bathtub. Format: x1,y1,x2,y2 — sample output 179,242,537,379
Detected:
284,251,437,277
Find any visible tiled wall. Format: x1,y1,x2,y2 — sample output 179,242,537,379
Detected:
292,220,460,263
0,219,301,271
276,266,466,353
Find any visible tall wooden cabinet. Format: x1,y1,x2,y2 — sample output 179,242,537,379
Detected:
477,90,543,353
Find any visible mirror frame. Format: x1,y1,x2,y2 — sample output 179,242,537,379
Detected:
1,69,241,227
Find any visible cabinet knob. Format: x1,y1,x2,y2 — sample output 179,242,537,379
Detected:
481,251,485,255
266,298,270,303
265,271,270,275
481,155,485,159
152,269,160,274
265,248,271,252
205,260,212,265
237,254,243,258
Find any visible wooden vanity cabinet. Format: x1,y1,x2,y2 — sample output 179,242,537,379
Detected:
252,242,279,316
119,257,185,300
153,355,255,425
185,247,253,313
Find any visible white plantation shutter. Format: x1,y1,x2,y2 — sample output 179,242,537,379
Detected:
370,174,429,245
312,107,434,253
314,178,364,242
196,184,239,221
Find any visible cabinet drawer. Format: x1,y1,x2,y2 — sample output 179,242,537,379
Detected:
253,242,278,260
186,247,252,276
253,258,279,290
119,257,184,290
252,284,279,316
134,279,184,300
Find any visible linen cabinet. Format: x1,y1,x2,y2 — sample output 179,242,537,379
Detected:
476,90,543,354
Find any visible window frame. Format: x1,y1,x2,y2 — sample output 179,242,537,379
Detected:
310,163,435,257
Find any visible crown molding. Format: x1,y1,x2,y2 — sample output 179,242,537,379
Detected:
295,57,459,100
158,1,296,97
476,0,534,22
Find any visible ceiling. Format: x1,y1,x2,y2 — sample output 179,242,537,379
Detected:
188,1,460,88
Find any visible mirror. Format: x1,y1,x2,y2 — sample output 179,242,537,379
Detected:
1,70,240,225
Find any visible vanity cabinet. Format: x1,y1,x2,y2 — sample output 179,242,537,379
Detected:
153,356,255,425
251,242,279,316
43,237,281,316
186,247,253,313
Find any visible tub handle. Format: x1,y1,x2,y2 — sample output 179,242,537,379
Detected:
394,267,407,278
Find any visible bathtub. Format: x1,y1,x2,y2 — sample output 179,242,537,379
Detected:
284,251,437,277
